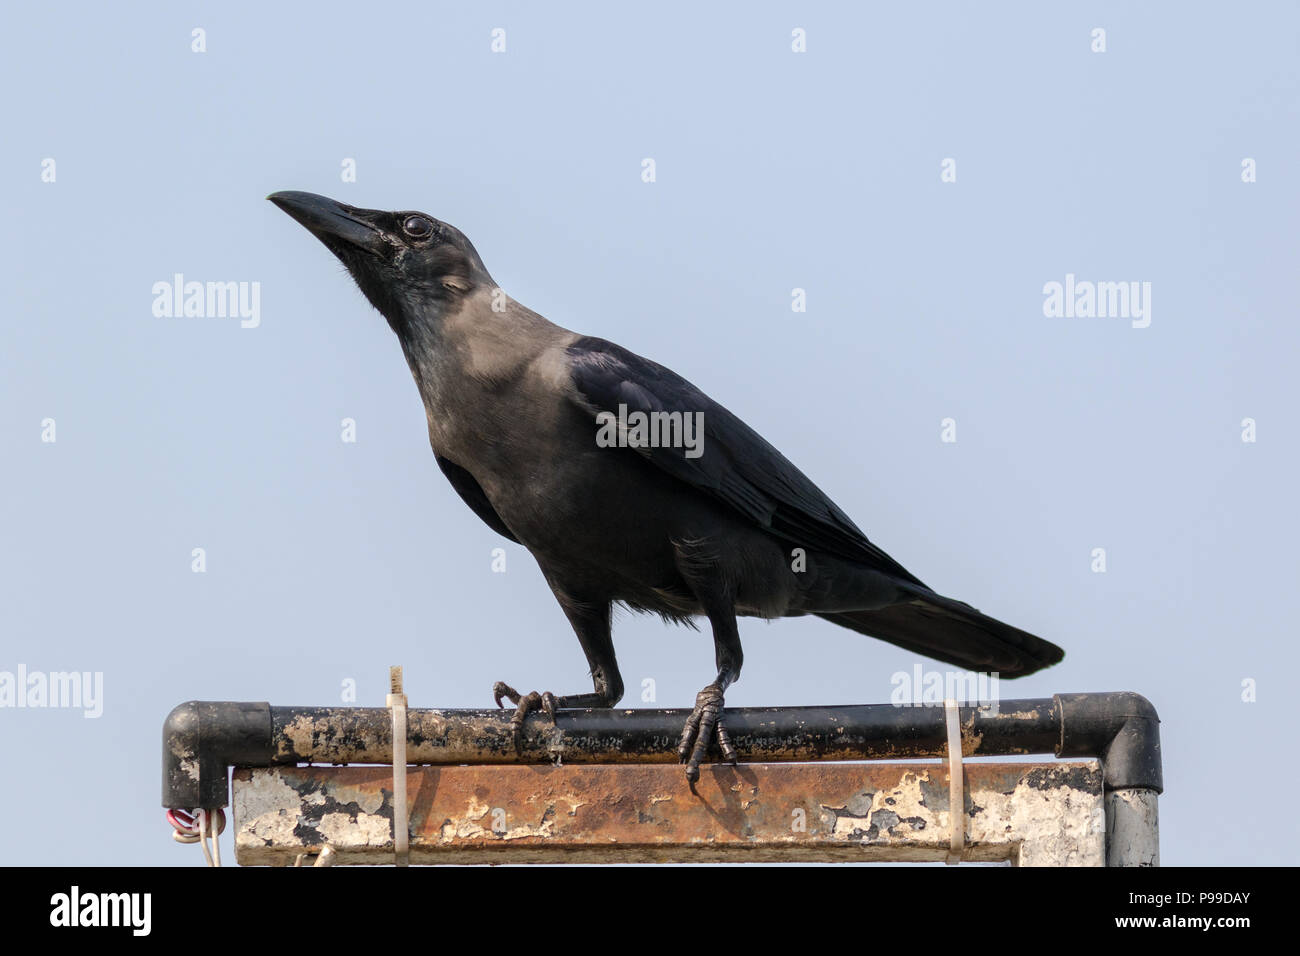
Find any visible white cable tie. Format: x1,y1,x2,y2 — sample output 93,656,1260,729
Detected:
944,698,965,865
388,665,410,867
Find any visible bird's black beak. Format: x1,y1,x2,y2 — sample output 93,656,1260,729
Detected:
267,191,387,256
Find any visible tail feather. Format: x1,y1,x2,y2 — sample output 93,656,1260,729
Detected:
817,586,1063,678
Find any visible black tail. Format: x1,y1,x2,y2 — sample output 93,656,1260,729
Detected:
817,585,1063,678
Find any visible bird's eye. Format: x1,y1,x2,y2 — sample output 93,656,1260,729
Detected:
402,215,434,239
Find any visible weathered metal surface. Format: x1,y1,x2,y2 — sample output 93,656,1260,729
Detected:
164,696,1160,796
233,760,1105,866
1056,692,1162,792
163,701,274,808
1106,788,1160,867
265,700,1062,767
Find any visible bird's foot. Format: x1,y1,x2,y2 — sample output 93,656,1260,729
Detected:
677,683,737,787
492,682,557,755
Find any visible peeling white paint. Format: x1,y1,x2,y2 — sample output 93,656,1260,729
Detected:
233,760,1119,866
319,811,390,846
234,770,307,848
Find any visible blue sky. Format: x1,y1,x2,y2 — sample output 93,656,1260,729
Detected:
2,1,1296,865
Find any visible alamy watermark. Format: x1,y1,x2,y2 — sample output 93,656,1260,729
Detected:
50,886,150,935
890,665,1000,715
0,666,103,718
595,404,705,459
1042,273,1151,328
152,274,260,328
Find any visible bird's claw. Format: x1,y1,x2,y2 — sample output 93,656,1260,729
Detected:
492,681,557,755
677,683,736,786
492,680,518,709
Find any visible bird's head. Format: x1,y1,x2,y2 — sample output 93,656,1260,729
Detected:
268,191,492,337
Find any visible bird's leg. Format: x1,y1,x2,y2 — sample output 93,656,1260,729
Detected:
492,596,622,754
678,600,743,787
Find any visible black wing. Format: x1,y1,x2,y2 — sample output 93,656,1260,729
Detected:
436,455,520,544
565,336,926,588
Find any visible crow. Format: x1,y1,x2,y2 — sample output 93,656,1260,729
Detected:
268,191,1064,783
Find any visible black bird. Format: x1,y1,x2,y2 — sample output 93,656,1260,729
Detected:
269,191,1064,783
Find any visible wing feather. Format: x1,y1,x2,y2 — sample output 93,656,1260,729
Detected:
565,336,926,588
